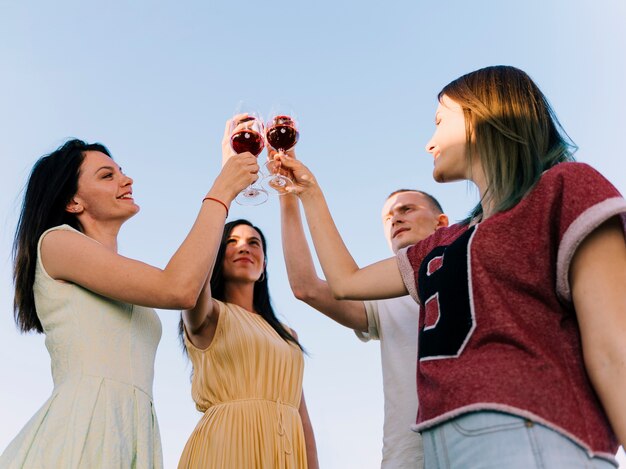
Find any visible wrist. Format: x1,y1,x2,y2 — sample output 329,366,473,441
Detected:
202,192,231,216
299,185,323,204
280,192,299,205
206,183,237,204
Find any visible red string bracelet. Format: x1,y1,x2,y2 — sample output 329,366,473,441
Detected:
202,196,229,217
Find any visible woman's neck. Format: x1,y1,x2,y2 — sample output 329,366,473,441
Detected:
223,282,256,313
472,165,496,221
79,219,122,252
480,198,495,220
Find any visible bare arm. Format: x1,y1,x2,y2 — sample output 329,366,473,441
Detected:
42,120,258,313
280,192,368,331
184,114,267,347
571,216,626,446
279,154,407,301
299,391,319,469
182,276,220,349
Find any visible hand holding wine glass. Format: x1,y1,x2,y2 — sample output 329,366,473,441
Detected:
273,151,319,197
225,113,269,206
212,150,260,203
262,113,299,194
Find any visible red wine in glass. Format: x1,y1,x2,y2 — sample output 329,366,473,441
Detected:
231,130,264,156
262,114,298,194
229,113,268,206
266,115,299,151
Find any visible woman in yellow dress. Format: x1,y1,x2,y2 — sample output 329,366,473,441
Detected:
178,218,318,469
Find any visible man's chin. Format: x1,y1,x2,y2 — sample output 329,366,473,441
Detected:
392,237,418,253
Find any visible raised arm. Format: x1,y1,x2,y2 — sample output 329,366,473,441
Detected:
571,216,626,447
278,153,407,301
280,191,367,331
42,119,258,313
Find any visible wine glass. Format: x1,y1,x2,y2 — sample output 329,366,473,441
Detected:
229,114,269,206
261,113,299,194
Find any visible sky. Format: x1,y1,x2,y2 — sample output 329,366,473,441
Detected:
1,1,625,467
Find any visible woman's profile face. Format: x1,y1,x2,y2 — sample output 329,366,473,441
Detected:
222,224,265,283
424,95,473,184
68,151,139,223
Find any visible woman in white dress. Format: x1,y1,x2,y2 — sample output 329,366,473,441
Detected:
1,127,258,468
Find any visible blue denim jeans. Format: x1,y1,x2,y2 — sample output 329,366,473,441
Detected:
421,411,617,468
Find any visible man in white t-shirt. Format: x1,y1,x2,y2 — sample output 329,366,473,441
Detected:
280,188,448,468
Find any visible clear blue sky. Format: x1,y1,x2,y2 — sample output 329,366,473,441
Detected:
1,1,625,467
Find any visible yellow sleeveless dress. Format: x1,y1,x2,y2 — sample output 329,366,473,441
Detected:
178,300,307,468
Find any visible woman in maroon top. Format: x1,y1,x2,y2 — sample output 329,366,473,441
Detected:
278,66,626,467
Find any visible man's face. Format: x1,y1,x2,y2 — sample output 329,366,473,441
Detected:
381,191,444,253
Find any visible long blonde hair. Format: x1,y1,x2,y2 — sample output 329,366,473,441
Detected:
439,65,576,221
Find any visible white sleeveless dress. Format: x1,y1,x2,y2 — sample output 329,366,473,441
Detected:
0,225,163,468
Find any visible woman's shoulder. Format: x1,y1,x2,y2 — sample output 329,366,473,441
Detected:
38,224,84,249
36,225,84,279
541,161,610,185
38,222,90,255
42,223,81,236
534,161,622,203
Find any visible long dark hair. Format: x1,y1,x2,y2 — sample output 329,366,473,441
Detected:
439,65,576,222
13,139,112,333
179,219,303,351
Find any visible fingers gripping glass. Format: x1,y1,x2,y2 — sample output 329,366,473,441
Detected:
262,114,299,194
230,115,268,206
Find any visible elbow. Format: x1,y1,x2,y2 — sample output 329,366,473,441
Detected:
168,286,201,310
178,295,198,311
329,284,350,301
291,279,328,304
292,285,316,303
332,292,349,301
289,275,319,302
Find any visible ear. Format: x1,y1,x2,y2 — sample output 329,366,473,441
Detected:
65,199,84,215
436,213,449,228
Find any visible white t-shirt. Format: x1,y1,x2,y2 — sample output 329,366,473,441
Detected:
355,296,423,469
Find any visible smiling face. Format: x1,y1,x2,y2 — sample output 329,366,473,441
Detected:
425,95,481,185
381,191,446,253
67,151,139,224
222,224,266,283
